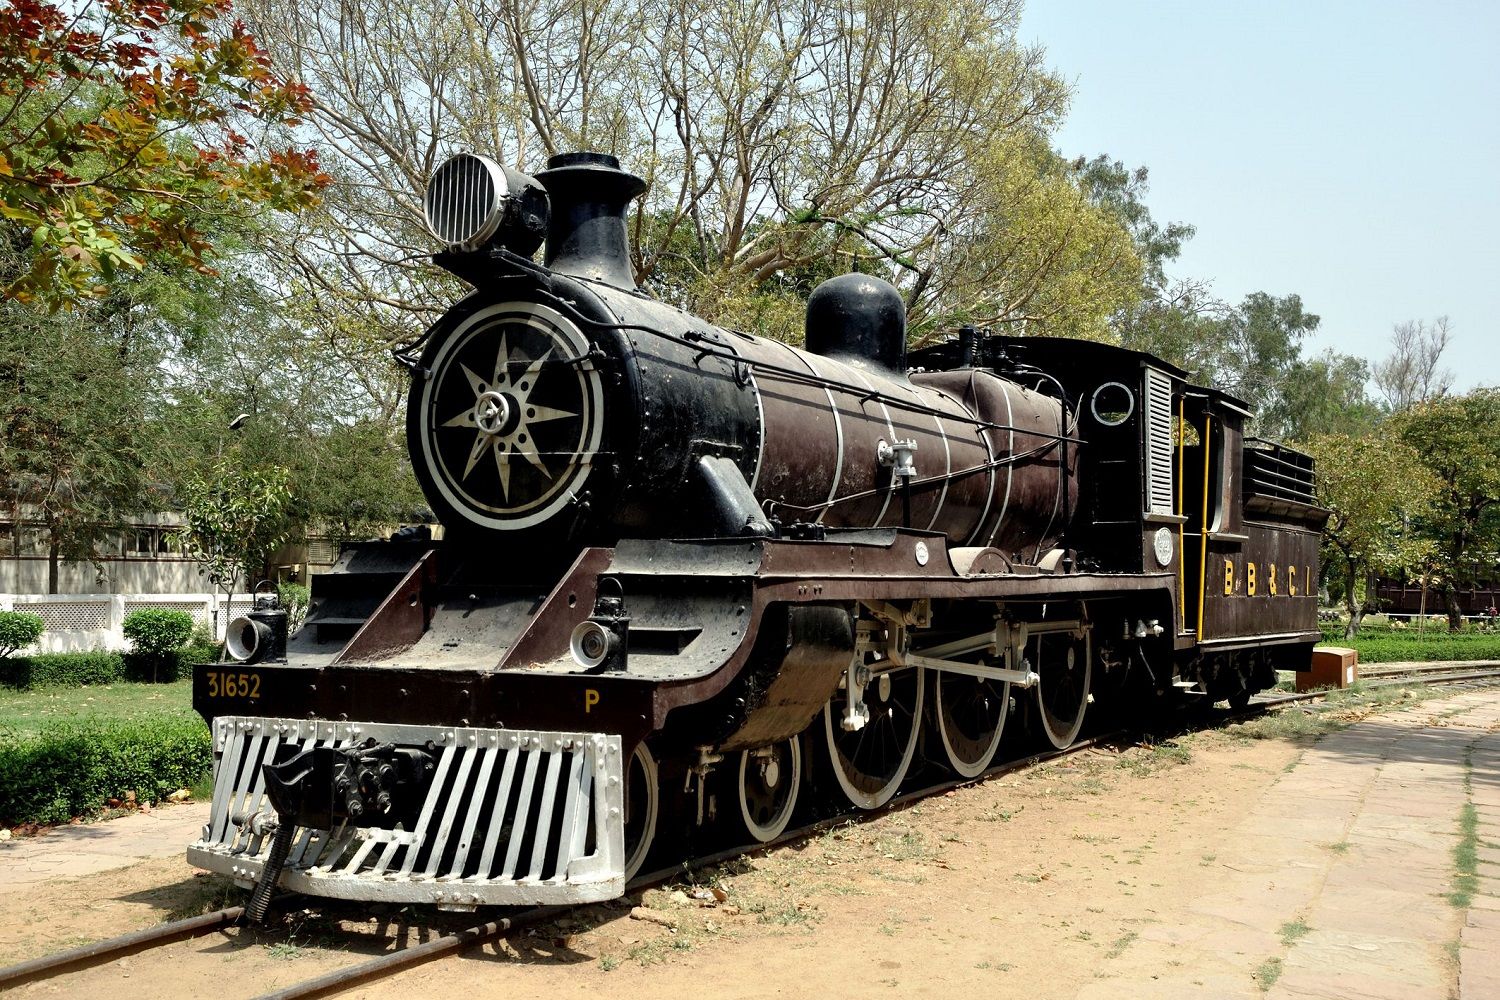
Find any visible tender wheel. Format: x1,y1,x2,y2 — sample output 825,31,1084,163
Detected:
622,742,658,882
934,669,1010,778
1227,688,1252,711
737,734,802,843
823,665,924,809
1035,631,1091,749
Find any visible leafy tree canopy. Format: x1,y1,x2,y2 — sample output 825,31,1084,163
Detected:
1305,432,1437,637
1393,390,1500,627
0,0,328,308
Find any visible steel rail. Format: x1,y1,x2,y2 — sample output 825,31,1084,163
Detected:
0,907,245,989
250,907,566,1000
1258,668,1500,710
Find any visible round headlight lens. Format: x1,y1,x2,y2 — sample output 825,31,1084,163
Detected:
424,153,508,250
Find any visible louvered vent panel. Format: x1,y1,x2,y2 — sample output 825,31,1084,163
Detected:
1143,368,1175,515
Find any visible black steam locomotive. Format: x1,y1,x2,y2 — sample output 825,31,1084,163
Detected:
189,151,1327,913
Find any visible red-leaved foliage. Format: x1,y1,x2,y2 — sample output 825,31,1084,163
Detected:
0,0,330,307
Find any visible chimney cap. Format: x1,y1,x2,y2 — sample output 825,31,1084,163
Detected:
546,151,621,170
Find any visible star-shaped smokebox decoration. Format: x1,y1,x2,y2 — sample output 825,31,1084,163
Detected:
440,332,578,501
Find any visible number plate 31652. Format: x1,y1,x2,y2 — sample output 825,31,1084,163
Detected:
206,670,261,700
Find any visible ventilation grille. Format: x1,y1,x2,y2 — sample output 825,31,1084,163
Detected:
1143,367,1175,515
424,153,503,249
1244,438,1317,505
190,717,623,906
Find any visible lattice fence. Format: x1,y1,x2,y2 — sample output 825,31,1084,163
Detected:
27,599,111,632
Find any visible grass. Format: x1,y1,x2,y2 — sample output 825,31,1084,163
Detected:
1449,748,1480,909
1226,681,1442,742
873,825,938,862
1279,918,1311,946
1117,739,1192,777
1253,956,1284,992
978,805,1023,823
1105,931,1137,958
0,679,197,738
1318,619,1500,664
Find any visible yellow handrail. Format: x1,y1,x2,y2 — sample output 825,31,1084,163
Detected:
1196,414,1212,639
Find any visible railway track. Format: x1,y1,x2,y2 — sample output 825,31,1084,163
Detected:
6,662,1500,999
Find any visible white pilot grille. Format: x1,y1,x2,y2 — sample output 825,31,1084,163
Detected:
189,717,625,906
1143,367,1175,515
424,154,502,248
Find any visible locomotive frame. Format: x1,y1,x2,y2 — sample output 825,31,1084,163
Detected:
189,151,1328,913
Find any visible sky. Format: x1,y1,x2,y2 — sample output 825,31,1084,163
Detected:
1019,0,1500,391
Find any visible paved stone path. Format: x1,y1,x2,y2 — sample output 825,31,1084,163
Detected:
0,801,208,888
1080,690,1500,1000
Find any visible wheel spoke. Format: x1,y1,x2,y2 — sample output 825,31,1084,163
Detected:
823,666,924,809
935,669,1008,778
738,736,801,843
1036,629,1092,750
622,743,658,881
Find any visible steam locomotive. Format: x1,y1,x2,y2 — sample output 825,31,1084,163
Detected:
189,151,1328,914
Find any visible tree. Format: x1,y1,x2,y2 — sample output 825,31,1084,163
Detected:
153,274,426,545
1304,433,1437,638
1267,349,1383,443
1374,317,1454,412
0,302,155,591
0,0,328,308
1395,390,1500,630
1214,292,1320,429
233,0,1140,347
175,459,293,628
0,610,44,657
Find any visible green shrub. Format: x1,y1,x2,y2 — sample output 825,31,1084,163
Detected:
122,608,195,655
0,611,45,657
122,609,196,683
178,637,221,668
278,582,310,634
0,652,125,689
0,715,213,825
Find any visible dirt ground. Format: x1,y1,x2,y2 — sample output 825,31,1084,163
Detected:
0,694,1464,999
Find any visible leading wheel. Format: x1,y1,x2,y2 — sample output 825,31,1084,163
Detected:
622,742,658,882
1035,631,1091,750
934,669,1010,778
737,734,802,843
823,664,924,809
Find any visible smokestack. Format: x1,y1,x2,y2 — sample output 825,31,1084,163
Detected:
535,152,646,289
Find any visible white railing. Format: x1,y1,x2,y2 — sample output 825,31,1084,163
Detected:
0,593,253,653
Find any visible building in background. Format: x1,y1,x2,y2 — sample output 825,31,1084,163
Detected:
0,511,345,595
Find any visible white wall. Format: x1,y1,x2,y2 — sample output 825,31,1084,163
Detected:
0,594,255,652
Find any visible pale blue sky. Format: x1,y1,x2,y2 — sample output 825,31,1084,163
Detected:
1020,1,1500,391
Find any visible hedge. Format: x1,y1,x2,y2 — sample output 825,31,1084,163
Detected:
0,715,213,826
1318,622,1500,664
0,642,222,690
0,651,125,688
